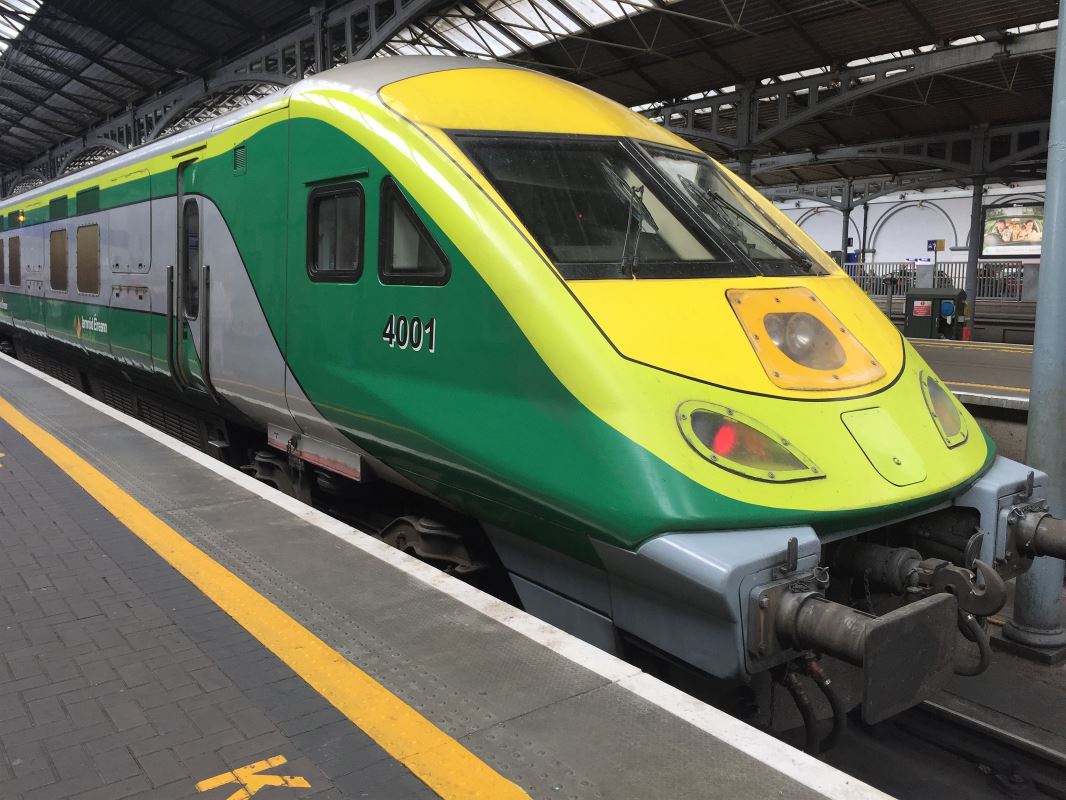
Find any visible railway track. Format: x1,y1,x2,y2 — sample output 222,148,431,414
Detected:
821,696,1066,799
896,701,1066,798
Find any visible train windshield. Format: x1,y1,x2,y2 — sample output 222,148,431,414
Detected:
456,134,818,279
644,146,817,276
457,135,750,279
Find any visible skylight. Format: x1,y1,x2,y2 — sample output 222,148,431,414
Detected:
378,0,677,60
0,0,41,58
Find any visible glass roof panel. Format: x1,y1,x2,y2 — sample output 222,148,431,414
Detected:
0,0,41,57
382,0,681,60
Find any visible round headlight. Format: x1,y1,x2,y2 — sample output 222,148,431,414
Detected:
786,313,820,355
764,314,786,348
763,312,846,370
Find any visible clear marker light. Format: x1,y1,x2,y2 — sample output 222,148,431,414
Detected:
922,373,966,446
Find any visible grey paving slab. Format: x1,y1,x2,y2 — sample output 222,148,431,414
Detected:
0,355,857,800
0,420,437,800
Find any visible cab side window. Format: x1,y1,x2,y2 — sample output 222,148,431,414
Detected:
307,183,363,282
378,179,449,286
181,200,199,318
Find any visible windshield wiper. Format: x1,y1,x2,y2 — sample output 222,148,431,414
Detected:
679,177,813,270
601,163,659,276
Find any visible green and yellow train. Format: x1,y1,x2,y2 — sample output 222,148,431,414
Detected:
1,56,1059,737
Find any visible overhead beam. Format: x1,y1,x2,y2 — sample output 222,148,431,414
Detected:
24,18,155,92
760,172,970,210
43,1,188,74
0,60,103,117
748,121,1050,177
654,28,1057,150
2,0,447,189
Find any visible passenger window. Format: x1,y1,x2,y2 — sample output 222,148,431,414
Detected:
49,229,68,291
181,200,200,319
76,225,100,294
379,179,449,285
307,184,363,281
8,236,20,286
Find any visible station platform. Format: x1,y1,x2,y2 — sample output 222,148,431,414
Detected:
0,353,879,800
911,339,1031,411
912,338,1031,461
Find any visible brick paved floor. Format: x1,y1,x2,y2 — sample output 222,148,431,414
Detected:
0,420,437,800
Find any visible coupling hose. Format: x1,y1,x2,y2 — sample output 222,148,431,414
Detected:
954,612,991,677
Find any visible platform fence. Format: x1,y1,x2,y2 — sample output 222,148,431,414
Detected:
845,261,1026,300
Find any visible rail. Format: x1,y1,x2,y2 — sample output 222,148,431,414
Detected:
844,261,1028,301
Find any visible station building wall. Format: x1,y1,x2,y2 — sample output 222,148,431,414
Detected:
775,181,1046,264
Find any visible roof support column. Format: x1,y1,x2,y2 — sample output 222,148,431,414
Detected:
860,202,870,264
312,5,325,73
733,83,757,181
1003,0,1066,660
735,150,755,181
963,174,985,338
839,180,853,267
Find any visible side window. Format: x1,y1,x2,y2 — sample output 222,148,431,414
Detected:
181,199,200,319
0,237,5,284
8,236,20,286
76,225,100,295
49,229,68,291
378,179,449,286
307,183,363,281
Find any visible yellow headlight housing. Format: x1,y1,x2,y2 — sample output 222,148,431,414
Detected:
728,287,885,391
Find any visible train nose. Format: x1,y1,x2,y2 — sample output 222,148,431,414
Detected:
841,407,927,486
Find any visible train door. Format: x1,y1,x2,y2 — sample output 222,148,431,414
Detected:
284,175,368,442
107,173,153,371
168,160,217,400
23,227,46,335
283,106,374,446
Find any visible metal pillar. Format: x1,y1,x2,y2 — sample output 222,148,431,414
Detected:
736,151,755,182
860,203,869,264
311,6,325,73
963,175,985,339
839,181,853,267
1003,0,1066,657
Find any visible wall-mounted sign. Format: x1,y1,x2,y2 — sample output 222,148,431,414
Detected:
981,204,1043,258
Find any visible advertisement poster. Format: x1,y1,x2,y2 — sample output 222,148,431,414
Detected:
981,204,1043,258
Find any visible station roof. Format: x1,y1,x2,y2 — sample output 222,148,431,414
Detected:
0,0,1057,185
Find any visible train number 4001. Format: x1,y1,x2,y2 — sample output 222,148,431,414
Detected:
382,315,436,352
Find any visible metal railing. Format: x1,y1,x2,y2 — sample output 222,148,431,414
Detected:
844,261,1027,300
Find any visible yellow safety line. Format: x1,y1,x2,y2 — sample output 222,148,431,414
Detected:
0,395,529,800
945,380,1030,394
911,341,1032,353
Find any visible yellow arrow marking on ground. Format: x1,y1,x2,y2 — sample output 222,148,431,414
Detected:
196,755,310,800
